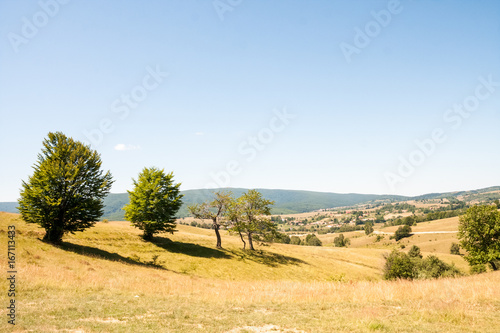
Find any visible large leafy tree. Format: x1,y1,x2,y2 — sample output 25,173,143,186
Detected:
188,191,232,248
458,205,500,270
227,190,276,251
124,167,183,240
18,132,113,243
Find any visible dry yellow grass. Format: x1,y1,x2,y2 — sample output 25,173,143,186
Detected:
1,212,498,332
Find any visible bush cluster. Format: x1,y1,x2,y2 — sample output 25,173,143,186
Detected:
383,246,461,280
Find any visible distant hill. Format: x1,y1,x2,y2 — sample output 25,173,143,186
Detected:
2,186,499,221
0,202,18,214
101,188,407,221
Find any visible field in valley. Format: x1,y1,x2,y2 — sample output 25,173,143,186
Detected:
1,212,499,332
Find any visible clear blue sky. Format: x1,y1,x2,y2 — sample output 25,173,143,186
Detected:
1,0,499,201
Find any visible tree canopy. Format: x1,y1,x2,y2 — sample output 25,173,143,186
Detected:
458,205,500,270
226,189,276,250
393,225,412,241
124,167,183,240
188,191,232,248
18,132,113,243
364,221,374,235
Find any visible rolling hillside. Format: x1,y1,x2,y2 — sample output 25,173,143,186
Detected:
1,211,498,332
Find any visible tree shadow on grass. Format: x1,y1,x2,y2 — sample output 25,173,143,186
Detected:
150,236,232,259
52,240,167,270
228,248,308,267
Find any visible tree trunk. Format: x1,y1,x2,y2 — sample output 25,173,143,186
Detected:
490,261,498,271
238,231,246,249
43,226,64,244
214,224,222,249
247,233,255,251
143,231,153,241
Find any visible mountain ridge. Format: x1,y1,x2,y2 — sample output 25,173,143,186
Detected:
1,186,499,221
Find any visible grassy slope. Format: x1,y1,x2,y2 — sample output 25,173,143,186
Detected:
1,212,499,332
318,217,468,268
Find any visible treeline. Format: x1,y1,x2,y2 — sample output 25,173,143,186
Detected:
384,208,468,227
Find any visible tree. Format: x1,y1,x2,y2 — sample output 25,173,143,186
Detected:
393,225,412,241
364,221,374,235
188,191,232,248
226,190,275,250
290,236,302,245
450,243,460,255
333,234,350,247
408,245,422,259
458,205,500,270
18,132,113,243
123,167,183,240
305,234,322,246
383,250,415,280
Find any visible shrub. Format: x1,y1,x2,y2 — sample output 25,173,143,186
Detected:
392,225,412,241
450,243,460,255
305,234,322,246
333,234,350,247
290,236,302,245
384,249,461,280
278,233,291,244
408,245,422,259
470,264,487,274
383,250,415,280
416,255,460,279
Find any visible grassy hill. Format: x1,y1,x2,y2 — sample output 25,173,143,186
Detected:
1,212,499,332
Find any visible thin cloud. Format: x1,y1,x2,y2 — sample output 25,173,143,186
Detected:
114,144,141,151
195,132,205,136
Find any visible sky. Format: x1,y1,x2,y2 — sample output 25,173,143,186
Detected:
1,0,499,201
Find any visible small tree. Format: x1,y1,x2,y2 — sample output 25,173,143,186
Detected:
393,225,412,241
274,232,291,244
305,234,322,246
333,234,350,247
188,191,232,249
123,167,183,240
226,190,275,250
364,221,374,235
450,243,460,255
290,236,302,245
18,132,113,243
408,245,422,259
458,205,500,270
383,250,415,280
